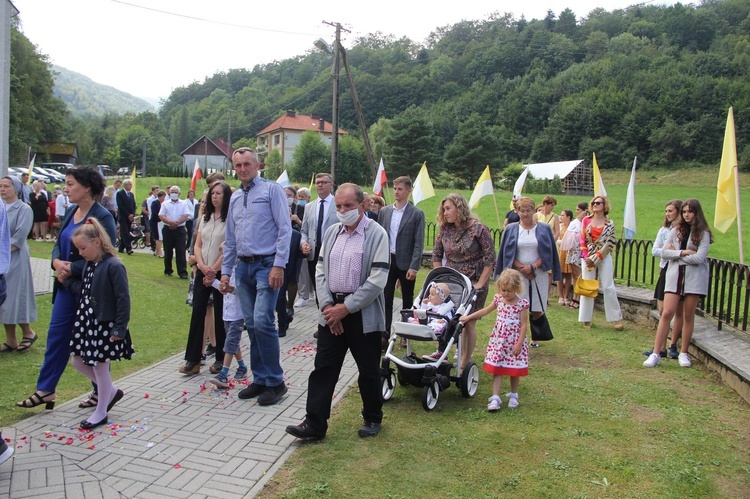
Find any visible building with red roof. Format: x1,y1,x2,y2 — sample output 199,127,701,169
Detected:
256,111,345,167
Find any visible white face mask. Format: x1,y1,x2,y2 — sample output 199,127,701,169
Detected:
287,197,294,206
337,208,360,226
170,193,179,201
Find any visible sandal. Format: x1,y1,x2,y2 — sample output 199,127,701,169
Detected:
568,300,579,309
78,393,98,408
0,343,16,352
16,391,56,410
16,334,38,352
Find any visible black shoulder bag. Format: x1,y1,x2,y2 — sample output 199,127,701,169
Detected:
528,279,554,342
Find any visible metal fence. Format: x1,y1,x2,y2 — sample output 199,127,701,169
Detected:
423,227,749,334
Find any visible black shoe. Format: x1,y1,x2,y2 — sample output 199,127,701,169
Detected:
257,383,288,406
358,421,381,438
127,250,134,255
209,361,223,374
285,421,325,440
107,389,124,412
118,249,125,254
279,329,287,338
642,349,668,358
205,344,216,357
286,309,294,324
179,273,189,279
0,436,13,465
164,271,173,276
668,345,679,359
80,416,108,430
238,383,266,399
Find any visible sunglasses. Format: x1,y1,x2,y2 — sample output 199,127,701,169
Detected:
592,201,603,206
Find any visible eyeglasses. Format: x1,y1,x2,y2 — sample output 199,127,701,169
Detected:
592,201,603,206
315,181,331,185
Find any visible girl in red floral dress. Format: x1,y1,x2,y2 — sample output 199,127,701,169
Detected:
460,269,529,412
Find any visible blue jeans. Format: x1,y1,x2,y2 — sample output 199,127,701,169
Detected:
235,256,283,387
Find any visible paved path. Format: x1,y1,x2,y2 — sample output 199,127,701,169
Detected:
1,258,381,498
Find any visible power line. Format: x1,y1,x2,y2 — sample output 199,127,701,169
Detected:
110,0,319,37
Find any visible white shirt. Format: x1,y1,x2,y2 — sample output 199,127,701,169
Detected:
388,203,406,254
186,198,198,221
55,194,70,217
159,198,191,226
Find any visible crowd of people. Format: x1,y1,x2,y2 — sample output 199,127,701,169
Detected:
0,159,712,458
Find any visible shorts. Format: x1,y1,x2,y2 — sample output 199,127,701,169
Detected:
223,319,244,355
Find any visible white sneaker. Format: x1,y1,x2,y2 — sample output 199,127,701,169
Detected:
487,395,501,412
678,353,692,367
294,299,308,308
506,393,519,408
643,353,661,367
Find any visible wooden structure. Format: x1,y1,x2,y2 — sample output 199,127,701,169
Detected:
524,159,593,196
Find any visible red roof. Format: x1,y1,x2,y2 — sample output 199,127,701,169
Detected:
256,112,346,136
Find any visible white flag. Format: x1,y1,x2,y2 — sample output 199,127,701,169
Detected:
373,158,387,195
623,157,637,239
276,170,290,187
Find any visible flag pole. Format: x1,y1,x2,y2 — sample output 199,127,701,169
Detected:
491,190,502,230
734,164,744,264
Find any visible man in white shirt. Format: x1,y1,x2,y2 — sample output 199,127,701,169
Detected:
55,186,70,221
159,186,191,279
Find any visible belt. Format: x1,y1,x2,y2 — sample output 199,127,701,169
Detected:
332,292,351,304
238,254,275,263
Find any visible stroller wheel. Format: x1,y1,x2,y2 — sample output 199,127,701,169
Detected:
382,371,396,401
422,380,440,411
459,362,479,398
138,239,146,249
131,239,139,250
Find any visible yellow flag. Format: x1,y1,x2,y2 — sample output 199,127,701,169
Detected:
469,166,494,209
412,162,435,205
714,107,738,233
592,153,607,197
309,173,315,193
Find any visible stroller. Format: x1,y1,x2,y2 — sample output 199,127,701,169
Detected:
129,224,147,250
381,267,480,411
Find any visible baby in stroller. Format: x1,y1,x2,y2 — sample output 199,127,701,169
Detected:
408,282,454,336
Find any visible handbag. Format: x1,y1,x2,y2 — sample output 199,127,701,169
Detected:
528,280,553,342
186,272,195,306
574,276,599,298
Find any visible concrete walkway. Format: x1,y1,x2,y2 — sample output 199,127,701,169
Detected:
1,257,369,498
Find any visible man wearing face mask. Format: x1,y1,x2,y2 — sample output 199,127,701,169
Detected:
286,183,389,440
159,186,191,279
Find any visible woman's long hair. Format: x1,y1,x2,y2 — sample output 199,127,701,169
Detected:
203,180,232,223
437,193,476,228
679,198,713,246
73,217,118,257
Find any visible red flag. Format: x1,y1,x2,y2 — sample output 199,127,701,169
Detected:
373,158,387,196
190,159,202,192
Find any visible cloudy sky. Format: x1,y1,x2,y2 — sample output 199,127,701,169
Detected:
12,0,666,101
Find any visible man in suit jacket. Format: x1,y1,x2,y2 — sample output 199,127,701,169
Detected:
115,179,136,255
377,176,425,336
300,173,338,301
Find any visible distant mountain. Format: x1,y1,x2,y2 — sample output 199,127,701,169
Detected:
52,65,155,117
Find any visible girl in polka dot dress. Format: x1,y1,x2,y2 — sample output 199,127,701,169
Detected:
69,218,134,429
460,269,528,412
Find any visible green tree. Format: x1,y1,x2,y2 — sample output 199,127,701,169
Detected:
443,114,500,187
264,149,283,181
337,135,369,186
291,131,329,183
9,24,68,163
384,106,439,179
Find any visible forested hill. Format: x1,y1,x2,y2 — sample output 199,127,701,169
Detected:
158,0,750,186
53,65,155,117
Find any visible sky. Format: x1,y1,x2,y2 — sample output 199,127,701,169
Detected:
12,0,664,102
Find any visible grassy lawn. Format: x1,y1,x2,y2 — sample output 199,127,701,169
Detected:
260,303,750,498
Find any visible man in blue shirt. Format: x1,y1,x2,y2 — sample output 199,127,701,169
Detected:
221,148,292,406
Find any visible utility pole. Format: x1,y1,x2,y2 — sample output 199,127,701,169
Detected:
340,46,377,178
227,112,232,175
326,21,342,185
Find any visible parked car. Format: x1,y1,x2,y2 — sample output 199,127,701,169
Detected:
41,162,75,175
34,167,66,183
97,165,115,177
117,167,131,176
8,166,50,183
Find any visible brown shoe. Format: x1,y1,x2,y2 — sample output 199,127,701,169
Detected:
179,361,200,375
209,362,223,374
